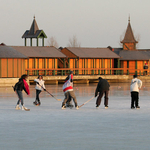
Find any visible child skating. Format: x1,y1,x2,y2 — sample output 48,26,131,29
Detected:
14,74,30,111
33,75,46,106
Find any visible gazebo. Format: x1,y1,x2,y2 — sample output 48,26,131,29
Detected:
22,16,47,46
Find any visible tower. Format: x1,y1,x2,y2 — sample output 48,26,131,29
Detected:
22,16,47,46
121,17,138,50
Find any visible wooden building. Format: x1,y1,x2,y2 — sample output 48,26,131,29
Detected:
120,18,138,50
61,47,120,75
0,44,27,77
12,46,66,76
112,18,150,75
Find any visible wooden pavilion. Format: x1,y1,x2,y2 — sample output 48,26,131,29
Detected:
22,16,47,46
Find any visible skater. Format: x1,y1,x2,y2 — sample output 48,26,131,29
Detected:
62,71,79,109
130,75,142,109
14,74,30,110
95,77,110,109
33,75,46,106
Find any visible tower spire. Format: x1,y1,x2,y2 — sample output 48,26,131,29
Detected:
121,16,138,50
128,14,130,23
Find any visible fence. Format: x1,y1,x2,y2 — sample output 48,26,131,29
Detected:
25,68,150,76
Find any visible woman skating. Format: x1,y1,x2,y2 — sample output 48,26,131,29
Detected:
33,75,46,106
14,74,30,110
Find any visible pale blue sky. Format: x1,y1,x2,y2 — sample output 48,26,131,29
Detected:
0,0,150,49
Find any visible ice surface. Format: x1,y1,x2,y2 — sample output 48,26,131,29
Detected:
0,83,150,150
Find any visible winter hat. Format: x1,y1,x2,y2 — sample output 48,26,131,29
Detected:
98,77,102,80
70,71,73,74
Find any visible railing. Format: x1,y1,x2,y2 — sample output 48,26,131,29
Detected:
25,68,150,76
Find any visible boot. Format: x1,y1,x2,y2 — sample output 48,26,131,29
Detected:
15,105,21,110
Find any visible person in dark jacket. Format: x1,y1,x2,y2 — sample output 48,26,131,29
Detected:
14,74,30,110
95,77,110,109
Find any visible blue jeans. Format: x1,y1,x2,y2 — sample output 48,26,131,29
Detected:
16,90,24,106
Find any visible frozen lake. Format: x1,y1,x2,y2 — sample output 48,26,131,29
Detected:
0,83,150,150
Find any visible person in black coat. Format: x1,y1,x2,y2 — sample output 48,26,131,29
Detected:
95,77,110,109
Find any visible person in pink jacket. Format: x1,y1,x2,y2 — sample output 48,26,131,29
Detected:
14,74,30,110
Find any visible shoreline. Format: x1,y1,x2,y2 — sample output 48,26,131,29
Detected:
0,75,149,86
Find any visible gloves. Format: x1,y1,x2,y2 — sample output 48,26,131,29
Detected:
44,89,46,91
95,91,98,97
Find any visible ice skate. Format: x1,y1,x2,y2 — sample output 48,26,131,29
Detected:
33,101,38,105
22,106,30,111
105,106,108,109
136,106,140,109
36,102,41,106
96,105,99,108
131,107,135,109
76,106,79,110
15,105,21,110
62,105,66,109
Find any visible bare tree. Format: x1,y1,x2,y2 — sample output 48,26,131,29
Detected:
67,35,81,47
135,34,140,49
47,36,59,48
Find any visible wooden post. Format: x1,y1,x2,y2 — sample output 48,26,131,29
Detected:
63,58,66,75
17,59,19,77
45,58,46,76
34,58,36,76
135,60,137,75
77,59,79,75
0,59,1,77
37,38,39,46
25,38,27,46
84,59,86,75
110,59,112,75
92,59,94,75
30,38,32,46
7,59,8,77
102,59,103,74
53,59,56,76
117,59,120,75
12,59,14,77
42,38,44,46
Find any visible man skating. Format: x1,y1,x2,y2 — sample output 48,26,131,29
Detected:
95,77,110,109
62,71,79,109
130,75,142,109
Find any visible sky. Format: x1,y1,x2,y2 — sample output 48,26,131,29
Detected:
0,0,150,49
